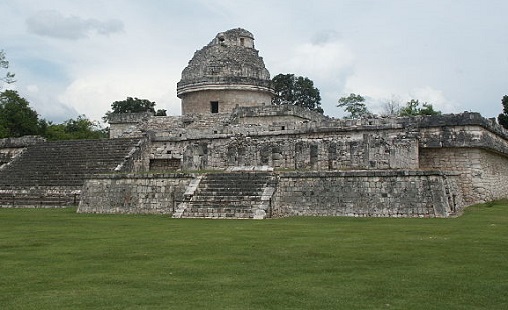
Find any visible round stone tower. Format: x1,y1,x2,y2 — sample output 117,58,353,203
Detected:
177,28,274,115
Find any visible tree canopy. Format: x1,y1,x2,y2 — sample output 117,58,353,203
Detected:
41,115,108,141
0,90,107,140
271,74,323,113
399,99,441,117
0,90,40,138
497,95,508,129
338,94,442,119
110,97,156,114
337,93,370,119
104,97,166,122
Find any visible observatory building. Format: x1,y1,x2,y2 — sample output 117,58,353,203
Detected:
177,28,274,115
2,28,508,219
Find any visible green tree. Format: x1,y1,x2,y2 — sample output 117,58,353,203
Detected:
337,93,370,119
0,50,16,88
0,90,40,138
399,99,441,116
155,109,167,116
42,115,108,141
103,97,159,122
272,74,323,113
497,95,508,129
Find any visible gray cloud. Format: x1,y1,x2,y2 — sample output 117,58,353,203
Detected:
311,30,342,45
26,10,124,40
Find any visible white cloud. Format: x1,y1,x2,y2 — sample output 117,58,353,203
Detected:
409,86,458,114
2,0,507,122
26,84,39,93
26,10,124,40
272,31,356,116
59,72,181,122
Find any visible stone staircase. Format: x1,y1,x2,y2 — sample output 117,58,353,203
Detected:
0,138,140,207
173,171,277,219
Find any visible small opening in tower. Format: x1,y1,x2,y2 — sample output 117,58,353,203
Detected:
240,38,245,46
211,101,219,113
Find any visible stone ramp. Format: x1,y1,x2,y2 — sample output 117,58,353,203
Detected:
174,171,277,219
0,138,140,207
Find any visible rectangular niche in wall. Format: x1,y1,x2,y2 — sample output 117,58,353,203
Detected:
149,158,181,171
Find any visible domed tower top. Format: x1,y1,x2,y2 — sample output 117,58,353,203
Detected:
210,28,255,48
177,28,273,115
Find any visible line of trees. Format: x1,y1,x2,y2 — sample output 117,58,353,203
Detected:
3,48,508,138
270,73,444,119
337,93,442,119
0,89,108,140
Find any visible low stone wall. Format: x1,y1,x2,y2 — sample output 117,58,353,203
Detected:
77,173,194,214
108,112,153,139
273,170,464,218
0,135,46,148
77,170,466,218
0,187,81,208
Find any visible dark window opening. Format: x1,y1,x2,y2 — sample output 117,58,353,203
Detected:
281,126,285,130
211,101,219,113
240,38,245,46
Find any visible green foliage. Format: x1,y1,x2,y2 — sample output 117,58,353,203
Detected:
497,95,508,129
272,73,323,113
1,202,507,309
41,115,108,141
0,90,106,140
337,93,370,119
111,97,156,113
0,50,16,87
399,99,441,116
0,90,41,138
155,109,167,116
104,97,158,122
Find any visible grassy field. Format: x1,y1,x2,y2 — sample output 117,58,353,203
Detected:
0,202,507,309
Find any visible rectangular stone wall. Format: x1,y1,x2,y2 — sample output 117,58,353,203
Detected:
273,170,464,218
478,150,508,201
0,187,81,208
145,131,419,172
420,148,508,204
77,173,194,214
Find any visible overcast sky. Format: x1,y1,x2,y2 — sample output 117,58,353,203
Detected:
1,0,507,123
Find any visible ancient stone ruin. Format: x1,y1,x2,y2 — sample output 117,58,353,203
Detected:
1,28,508,218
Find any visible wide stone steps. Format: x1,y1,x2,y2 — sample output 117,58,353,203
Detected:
176,171,276,219
0,138,140,188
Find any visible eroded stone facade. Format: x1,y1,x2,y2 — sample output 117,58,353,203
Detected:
177,28,273,115
76,105,508,218
3,28,508,218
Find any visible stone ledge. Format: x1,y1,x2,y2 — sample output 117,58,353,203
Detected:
278,169,460,178
85,172,196,180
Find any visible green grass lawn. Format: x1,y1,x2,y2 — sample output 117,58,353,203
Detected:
1,202,507,310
